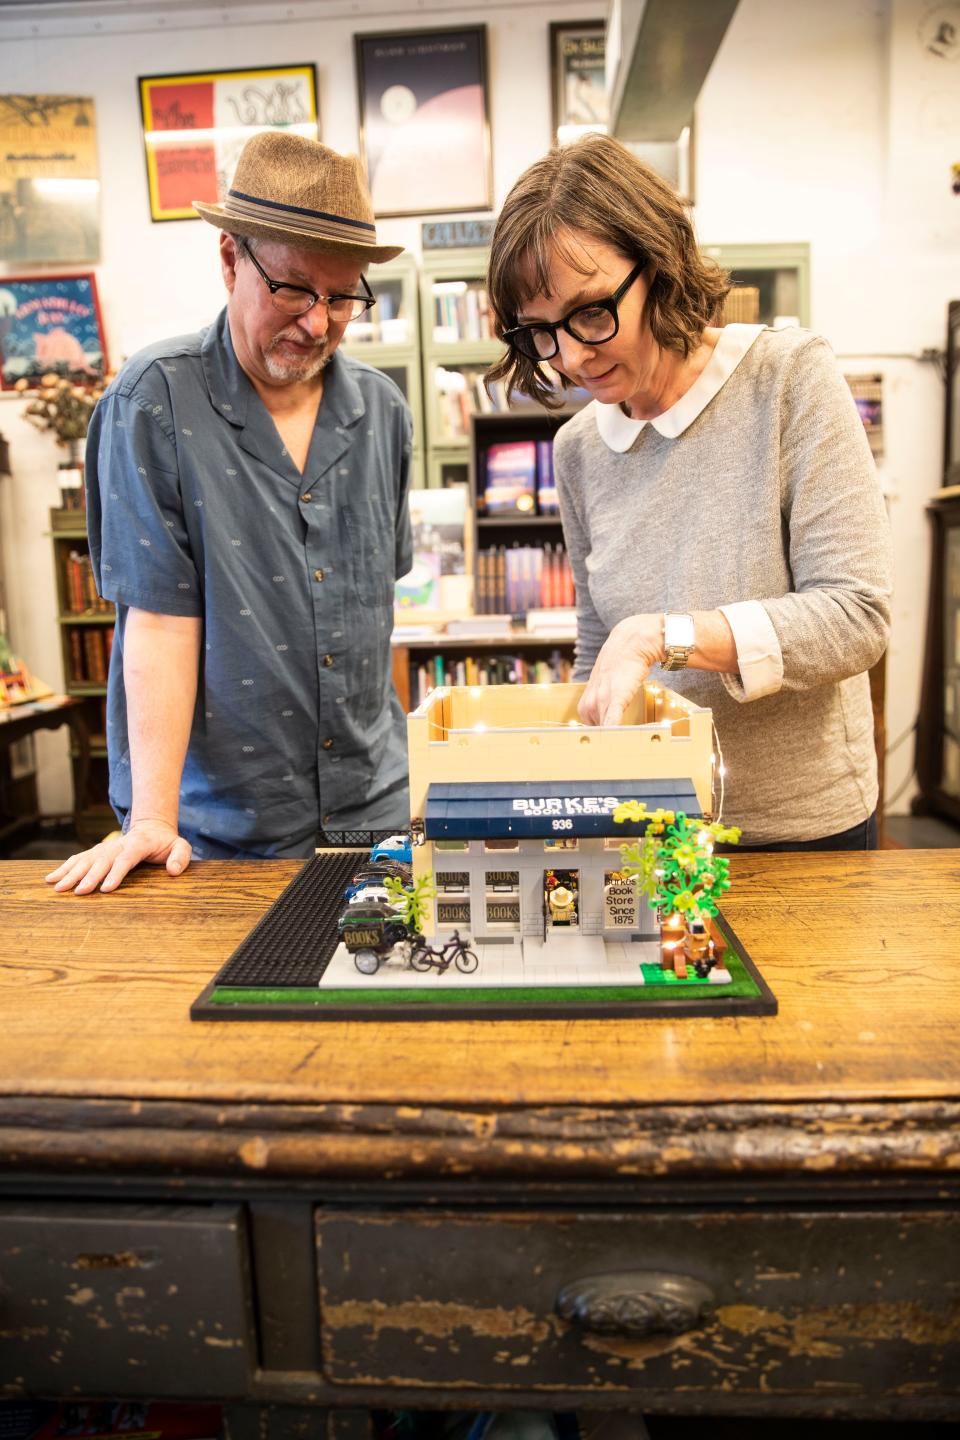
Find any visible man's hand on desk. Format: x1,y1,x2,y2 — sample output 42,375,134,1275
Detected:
45,818,192,895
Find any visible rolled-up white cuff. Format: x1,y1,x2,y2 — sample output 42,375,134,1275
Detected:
718,600,783,702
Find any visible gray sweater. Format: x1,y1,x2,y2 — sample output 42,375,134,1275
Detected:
554,328,892,844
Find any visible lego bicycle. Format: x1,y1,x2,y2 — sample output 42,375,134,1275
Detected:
409,930,479,975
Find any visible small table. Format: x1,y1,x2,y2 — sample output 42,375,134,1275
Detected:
0,693,90,846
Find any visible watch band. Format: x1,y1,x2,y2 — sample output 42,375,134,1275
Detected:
662,612,695,672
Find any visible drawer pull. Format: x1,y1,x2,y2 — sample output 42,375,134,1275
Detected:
556,1270,715,1338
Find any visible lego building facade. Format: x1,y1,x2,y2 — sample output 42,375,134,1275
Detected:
407,681,715,945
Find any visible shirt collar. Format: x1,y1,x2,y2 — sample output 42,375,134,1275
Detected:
594,323,765,453
200,306,366,432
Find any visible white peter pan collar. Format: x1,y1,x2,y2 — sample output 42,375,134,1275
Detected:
593,323,765,453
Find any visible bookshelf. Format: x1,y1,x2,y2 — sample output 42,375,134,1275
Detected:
470,410,579,617
340,254,425,489
49,508,114,841
391,631,576,712
420,247,506,488
703,242,811,328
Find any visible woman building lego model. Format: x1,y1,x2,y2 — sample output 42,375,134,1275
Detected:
485,134,892,850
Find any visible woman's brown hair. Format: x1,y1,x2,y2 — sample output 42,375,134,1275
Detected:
485,133,730,408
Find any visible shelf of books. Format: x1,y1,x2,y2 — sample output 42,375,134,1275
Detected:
49,509,115,841
340,254,425,489
471,410,580,617
704,242,811,328
420,247,506,482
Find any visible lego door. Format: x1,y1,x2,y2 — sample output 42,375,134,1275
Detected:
544,868,579,930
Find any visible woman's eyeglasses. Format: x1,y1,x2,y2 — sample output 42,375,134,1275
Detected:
504,260,646,361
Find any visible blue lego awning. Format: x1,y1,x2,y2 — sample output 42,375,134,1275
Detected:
423,779,701,840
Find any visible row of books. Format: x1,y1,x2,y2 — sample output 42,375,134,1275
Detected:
480,438,559,515
67,625,112,685
57,464,86,510
62,548,111,615
476,542,575,616
413,649,573,704
435,366,510,439
432,282,494,342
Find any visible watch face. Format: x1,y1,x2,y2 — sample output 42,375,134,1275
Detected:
666,613,695,648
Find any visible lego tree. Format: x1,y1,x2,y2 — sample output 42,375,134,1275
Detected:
614,802,741,924
384,872,437,939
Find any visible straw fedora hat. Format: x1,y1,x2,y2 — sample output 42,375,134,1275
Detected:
193,130,402,263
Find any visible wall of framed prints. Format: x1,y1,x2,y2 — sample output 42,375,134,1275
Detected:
0,0,955,817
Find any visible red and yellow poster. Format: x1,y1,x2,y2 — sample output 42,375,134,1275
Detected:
139,66,318,223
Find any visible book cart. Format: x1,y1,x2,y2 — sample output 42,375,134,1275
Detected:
48,509,114,841
340,253,425,489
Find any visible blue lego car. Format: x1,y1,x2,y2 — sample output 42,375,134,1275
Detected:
370,832,412,866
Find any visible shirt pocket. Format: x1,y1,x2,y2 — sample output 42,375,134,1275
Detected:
343,500,393,606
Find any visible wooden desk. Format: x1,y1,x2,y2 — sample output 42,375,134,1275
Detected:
1,853,959,1425
0,695,90,846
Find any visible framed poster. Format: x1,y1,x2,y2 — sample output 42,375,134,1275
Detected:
0,273,107,390
550,20,608,143
355,27,492,218
138,65,318,223
0,95,100,263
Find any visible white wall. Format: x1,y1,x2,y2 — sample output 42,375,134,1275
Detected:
0,0,956,818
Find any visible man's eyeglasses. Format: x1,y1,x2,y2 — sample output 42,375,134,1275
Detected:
503,259,646,361
240,239,376,322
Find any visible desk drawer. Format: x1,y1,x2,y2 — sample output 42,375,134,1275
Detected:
317,1209,960,1401
0,1202,254,1397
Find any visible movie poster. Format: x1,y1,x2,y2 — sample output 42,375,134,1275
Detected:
0,95,100,264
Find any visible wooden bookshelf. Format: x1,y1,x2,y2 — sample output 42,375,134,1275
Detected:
49,510,114,841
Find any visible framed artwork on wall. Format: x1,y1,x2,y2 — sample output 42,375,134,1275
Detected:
0,95,101,264
355,27,492,218
0,272,107,390
550,19,608,144
138,65,319,223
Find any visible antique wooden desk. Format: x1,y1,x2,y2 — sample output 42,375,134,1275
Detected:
1,852,958,1427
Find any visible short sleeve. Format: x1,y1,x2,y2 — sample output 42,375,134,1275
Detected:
85,386,202,617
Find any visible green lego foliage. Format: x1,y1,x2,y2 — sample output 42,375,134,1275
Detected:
384,871,437,936
613,803,741,923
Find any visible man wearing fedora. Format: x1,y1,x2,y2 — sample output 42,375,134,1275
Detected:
48,132,414,895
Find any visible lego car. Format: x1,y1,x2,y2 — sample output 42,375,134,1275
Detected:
343,858,412,902
370,833,412,866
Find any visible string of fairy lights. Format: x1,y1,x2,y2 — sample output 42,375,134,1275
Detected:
420,681,730,823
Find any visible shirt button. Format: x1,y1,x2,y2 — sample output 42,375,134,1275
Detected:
323,653,334,667
314,568,325,582
322,738,334,750
301,491,312,502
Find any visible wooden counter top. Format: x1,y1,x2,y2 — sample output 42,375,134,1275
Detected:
3,851,958,1111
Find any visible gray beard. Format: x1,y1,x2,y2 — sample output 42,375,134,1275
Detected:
263,334,331,382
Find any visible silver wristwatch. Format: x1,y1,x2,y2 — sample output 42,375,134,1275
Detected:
662,611,695,671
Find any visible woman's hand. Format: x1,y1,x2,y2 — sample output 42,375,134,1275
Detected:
577,613,665,725
45,818,192,895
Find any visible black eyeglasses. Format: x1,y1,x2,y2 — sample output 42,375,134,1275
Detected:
503,259,646,361
239,239,376,322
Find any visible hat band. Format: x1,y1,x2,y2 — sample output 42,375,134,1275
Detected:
226,187,378,243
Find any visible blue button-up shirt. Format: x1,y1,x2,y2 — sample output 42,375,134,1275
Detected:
85,308,413,858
